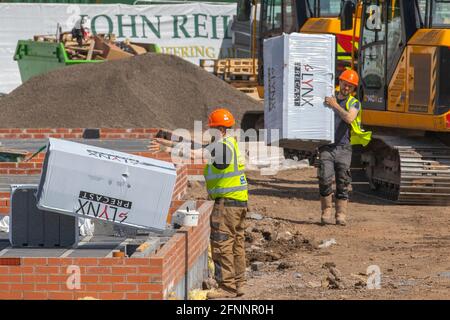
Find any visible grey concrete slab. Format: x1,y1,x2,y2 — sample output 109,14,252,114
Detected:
0,139,151,153
0,238,10,251
2,248,68,257
67,250,114,257
0,175,41,191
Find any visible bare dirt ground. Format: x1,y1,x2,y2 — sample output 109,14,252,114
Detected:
187,168,450,300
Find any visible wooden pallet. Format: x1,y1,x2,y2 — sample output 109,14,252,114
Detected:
225,74,257,81
214,59,258,73
229,58,258,67
216,59,228,67
215,65,258,76
199,59,216,67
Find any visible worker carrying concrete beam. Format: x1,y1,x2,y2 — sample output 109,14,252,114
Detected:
321,69,371,226
150,108,248,299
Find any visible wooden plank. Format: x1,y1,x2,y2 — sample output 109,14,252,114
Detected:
65,46,103,54
64,41,79,47
127,43,147,55
86,41,95,60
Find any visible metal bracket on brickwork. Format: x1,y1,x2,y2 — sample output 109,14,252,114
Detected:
82,129,100,139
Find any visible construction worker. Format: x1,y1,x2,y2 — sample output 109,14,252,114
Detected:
203,108,248,299
149,108,248,299
321,69,371,226
72,17,90,46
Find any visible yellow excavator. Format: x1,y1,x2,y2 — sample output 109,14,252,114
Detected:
345,0,450,204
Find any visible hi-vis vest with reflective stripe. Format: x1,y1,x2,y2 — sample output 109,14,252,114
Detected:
203,136,248,202
345,96,372,147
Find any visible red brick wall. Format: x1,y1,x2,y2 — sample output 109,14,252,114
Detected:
0,162,43,175
0,128,160,140
0,201,212,300
0,192,10,215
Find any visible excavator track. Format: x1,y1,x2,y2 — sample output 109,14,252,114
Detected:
362,135,450,205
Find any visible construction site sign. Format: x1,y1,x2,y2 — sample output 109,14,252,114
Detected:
0,3,236,93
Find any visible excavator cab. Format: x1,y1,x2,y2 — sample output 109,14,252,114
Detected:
355,0,450,122
350,0,450,204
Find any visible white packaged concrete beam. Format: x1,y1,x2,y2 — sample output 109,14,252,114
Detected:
36,138,177,231
264,33,336,150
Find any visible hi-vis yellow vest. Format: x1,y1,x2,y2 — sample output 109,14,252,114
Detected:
203,136,248,202
345,96,372,147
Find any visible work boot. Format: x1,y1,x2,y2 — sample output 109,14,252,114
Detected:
335,199,348,226
320,194,333,225
235,284,245,297
206,287,236,300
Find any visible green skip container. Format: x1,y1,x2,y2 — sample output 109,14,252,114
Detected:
13,40,103,83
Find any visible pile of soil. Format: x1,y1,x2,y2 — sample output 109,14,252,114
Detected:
0,53,262,129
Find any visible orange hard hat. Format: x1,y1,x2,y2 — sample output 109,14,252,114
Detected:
208,108,235,128
339,69,359,87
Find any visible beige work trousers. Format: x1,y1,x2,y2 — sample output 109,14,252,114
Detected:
210,200,247,292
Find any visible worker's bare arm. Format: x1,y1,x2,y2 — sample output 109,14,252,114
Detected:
149,138,207,160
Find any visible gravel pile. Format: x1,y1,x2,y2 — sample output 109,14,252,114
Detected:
0,53,262,129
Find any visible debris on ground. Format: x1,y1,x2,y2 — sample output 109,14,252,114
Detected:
32,33,154,61
247,212,264,220
318,238,337,249
438,272,450,279
275,231,294,242
251,261,264,271
322,262,344,290
277,262,293,270
307,281,322,288
245,217,312,265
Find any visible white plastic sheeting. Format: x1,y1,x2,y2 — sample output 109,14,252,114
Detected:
0,215,9,233
79,218,95,237
264,33,336,149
